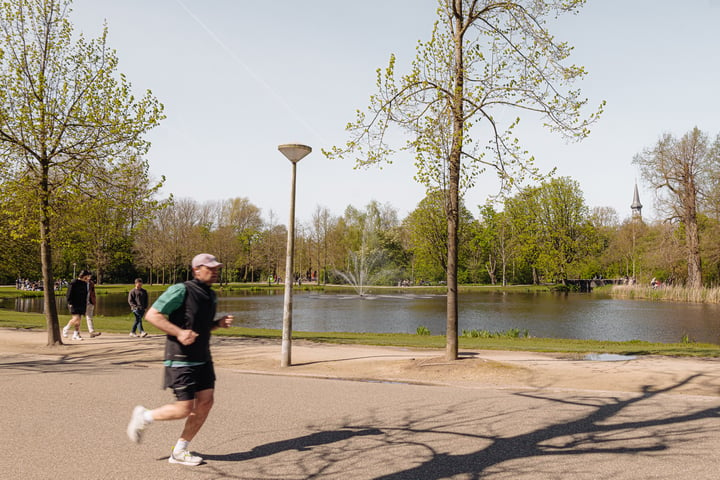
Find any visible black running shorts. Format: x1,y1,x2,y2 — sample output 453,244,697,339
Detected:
163,362,216,401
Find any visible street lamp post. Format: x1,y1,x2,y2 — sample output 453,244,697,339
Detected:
278,143,311,367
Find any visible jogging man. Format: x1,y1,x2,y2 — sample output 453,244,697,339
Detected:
126,253,233,466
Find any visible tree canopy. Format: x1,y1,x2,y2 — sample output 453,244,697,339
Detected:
0,0,164,345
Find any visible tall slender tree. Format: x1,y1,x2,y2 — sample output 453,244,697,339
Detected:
327,0,603,359
310,205,334,284
0,0,164,345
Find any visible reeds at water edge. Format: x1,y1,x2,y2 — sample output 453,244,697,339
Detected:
611,284,720,303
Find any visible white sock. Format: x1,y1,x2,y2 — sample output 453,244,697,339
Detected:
142,410,154,424
174,439,189,453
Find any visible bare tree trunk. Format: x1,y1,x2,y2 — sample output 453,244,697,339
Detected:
40,167,62,346
41,225,61,346
685,210,702,288
486,254,497,285
445,0,465,361
446,176,459,361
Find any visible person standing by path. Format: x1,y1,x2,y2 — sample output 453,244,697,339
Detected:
85,275,101,338
63,270,90,341
128,278,149,338
126,254,234,466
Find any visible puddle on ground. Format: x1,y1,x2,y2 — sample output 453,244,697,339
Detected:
584,353,637,362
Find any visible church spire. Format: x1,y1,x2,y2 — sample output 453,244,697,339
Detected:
631,182,643,218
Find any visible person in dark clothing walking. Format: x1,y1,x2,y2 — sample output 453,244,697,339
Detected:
126,254,234,466
128,278,149,337
63,270,91,341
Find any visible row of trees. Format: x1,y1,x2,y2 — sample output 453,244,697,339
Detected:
7,170,720,291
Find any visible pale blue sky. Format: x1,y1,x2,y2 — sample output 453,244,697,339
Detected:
71,0,720,224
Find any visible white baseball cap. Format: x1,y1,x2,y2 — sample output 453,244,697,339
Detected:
191,253,223,269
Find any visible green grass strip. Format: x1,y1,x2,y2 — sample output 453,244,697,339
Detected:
2,308,719,357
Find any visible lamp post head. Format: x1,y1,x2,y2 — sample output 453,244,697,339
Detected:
278,144,311,164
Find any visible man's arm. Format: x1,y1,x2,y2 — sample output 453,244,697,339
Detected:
145,307,198,345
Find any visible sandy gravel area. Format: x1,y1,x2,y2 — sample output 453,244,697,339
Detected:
2,328,720,397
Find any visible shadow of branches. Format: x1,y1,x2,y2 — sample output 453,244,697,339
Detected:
201,374,720,479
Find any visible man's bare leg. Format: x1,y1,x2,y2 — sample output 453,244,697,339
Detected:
178,388,214,442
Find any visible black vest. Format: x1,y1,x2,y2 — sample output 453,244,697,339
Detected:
164,279,217,363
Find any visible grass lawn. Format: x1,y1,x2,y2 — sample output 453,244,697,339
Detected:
1,307,719,358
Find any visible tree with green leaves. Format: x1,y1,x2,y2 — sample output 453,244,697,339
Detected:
633,128,720,288
504,177,597,283
404,189,476,283
504,187,542,283
219,197,263,281
404,191,450,282
334,201,402,289
534,177,596,281
61,158,166,283
604,216,647,280
0,0,164,345
326,0,603,359
474,204,508,285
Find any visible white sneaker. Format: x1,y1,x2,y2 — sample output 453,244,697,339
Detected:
72,333,83,341
126,406,147,443
140,332,148,338
62,327,69,338
129,332,138,337
169,449,202,466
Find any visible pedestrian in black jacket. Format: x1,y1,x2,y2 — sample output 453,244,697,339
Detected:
62,270,90,340
128,278,149,337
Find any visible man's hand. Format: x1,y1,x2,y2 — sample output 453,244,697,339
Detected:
216,315,234,329
176,329,199,345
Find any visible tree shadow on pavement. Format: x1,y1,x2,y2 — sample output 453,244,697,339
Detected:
202,374,720,479
202,428,384,462
369,375,719,480
0,340,162,374
376,375,720,480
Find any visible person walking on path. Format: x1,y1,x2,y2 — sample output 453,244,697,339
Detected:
128,278,149,338
126,253,234,466
85,275,101,338
63,270,91,341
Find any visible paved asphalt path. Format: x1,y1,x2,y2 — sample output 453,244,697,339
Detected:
3,350,720,480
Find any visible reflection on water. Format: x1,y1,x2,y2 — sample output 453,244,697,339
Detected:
584,353,637,361
9,290,720,344
13,296,51,313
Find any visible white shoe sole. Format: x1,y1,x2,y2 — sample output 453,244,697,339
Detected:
168,455,202,466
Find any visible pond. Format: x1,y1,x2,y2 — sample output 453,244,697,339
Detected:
8,290,720,344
